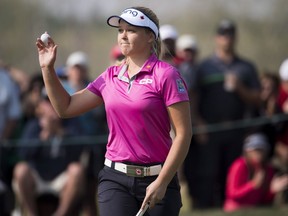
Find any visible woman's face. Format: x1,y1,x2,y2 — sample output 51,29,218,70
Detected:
117,20,153,57
245,149,266,167
260,76,274,101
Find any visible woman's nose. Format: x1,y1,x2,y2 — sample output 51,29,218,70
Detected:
120,30,128,39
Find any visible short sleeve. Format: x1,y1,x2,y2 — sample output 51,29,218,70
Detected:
86,70,108,98
160,66,189,106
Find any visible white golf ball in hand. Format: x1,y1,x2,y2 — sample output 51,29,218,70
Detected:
40,32,50,46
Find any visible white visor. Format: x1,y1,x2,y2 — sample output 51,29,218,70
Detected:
107,8,159,39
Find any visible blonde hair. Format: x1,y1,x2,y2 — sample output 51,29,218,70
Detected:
132,6,162,58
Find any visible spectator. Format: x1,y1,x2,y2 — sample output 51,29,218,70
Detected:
185,19,261,208
159,24,179,66
176,34,199,92
12,93,88,216
224,133,288,212
65,51,90,94
176,34,199,184
271,60,288,205
65,51,107,136
272,59,288,174
272,130,288,205
255,71,283,157
21,73,45,124
0,65,22,140
109,44,125,66
277,58,288,113
259,71,281,117
0,64,22,215
0,59,30,97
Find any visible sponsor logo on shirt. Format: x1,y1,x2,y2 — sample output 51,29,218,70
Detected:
176,79,186,93
139,78,153,84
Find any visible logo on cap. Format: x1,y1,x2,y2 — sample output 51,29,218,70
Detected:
122,9,138,17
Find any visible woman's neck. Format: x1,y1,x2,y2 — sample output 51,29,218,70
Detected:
126,53,151,77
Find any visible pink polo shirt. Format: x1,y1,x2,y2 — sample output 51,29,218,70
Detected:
87,54,189,164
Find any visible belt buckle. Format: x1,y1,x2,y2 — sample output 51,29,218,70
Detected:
127,165,148,177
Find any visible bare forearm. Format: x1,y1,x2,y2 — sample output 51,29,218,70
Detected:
41,66,71,117
157,134,191,186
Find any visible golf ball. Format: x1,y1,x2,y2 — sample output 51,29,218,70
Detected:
40,32,50,46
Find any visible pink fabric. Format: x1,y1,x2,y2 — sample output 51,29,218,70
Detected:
87,54,189,164
224,157,275,212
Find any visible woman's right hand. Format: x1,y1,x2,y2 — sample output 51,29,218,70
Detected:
36,33,57,70
252,168,265,189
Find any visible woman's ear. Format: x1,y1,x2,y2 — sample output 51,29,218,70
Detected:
148,32,155,43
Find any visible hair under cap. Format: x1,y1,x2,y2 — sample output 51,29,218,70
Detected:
107,8,159,39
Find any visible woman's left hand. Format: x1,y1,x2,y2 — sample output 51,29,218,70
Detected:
141,179,167,209
36,33,57,70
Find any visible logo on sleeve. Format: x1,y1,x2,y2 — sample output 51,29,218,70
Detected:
176,79,186,93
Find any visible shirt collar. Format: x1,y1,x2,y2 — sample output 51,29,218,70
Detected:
114,54,158,77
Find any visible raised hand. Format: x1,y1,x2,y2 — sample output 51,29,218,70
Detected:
36,32,57,70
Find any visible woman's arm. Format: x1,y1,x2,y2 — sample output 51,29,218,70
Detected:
142,101,192,208
36,37,102,118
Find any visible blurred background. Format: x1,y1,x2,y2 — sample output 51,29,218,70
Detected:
1,1,288,215
0,0,287,78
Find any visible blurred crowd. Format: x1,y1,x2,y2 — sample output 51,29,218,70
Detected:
1,18,288,215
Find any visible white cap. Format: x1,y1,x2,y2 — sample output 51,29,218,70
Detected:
279,58,288,81
66,51,89,69
243,133,270,153
176,34,198,51
159,24,178,40
107,8,159,39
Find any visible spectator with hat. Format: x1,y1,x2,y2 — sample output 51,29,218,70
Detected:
109,44,125,66
224,133,288,212
273,59,288,176
186,19,261,208
269,59,288,205
159,24,179,66
277,58,288,113
176,34,199,92
65,51,90,94
0,62,22,215
65,51,107,136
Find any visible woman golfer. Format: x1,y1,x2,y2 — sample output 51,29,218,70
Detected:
36,6,192,216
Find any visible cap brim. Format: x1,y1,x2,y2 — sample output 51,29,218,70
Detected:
107,16,121,27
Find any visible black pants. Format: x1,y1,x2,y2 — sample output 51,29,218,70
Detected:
97,166,182,216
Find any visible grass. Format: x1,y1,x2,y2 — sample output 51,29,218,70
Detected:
179,182,288,216
180,207,288,216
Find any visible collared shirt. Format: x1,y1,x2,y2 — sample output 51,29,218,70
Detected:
192,54,260,123
87,54,189,164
